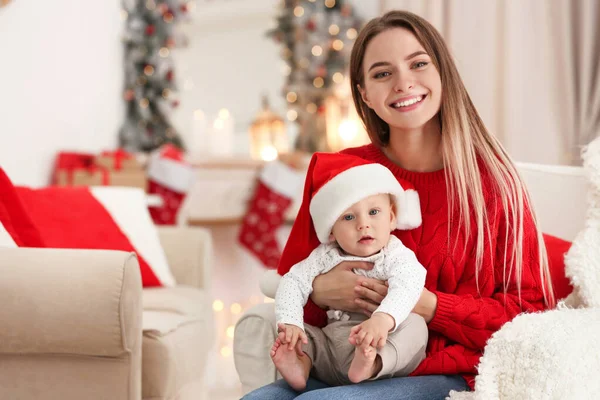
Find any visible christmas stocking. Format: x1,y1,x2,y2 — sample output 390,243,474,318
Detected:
238,160,304,269
147,144,195,225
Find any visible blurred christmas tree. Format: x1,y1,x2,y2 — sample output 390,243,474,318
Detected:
268,0,362,152
119,0,191,152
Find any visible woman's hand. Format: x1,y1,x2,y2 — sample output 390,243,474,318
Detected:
310,261,389,315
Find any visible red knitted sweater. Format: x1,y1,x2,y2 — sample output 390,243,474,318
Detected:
277,144,548,389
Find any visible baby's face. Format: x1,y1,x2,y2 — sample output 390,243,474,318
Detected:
330,193,396,257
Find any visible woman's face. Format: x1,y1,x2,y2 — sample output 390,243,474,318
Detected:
358,27,442,132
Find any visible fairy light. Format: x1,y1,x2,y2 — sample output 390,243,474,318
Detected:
294,6,304,17
162,88,171,98
281,64,291,76
333,72,344,83
159,47,170,58
146,0,156,10
329,24,340,35
311,45,323,57
220,346,232,357
120,9,128,21
313,77,324,88
306,103,317,113
260,145,278,161
299,58,310,68
287,110,298,121
332,40,344,51
143,65,155,76
325,0,335,8
139,98,149,108
226,326,235,339
286,92,298,103
346,28,358,40
212,300,224,312
230,303,242,314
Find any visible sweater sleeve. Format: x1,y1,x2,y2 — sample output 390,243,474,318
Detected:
428,201,548,350
275,245,328,330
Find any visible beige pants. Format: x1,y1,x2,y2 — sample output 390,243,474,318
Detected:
302,313,428,386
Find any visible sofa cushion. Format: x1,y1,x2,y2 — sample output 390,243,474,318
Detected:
143,285,209,319
15,186,175,287
543,234,573,301
141,286,214,400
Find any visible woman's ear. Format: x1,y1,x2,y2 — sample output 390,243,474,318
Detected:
357,84,373,109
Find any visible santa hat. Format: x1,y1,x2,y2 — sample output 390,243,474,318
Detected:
308,152,421,243
260,152,421,299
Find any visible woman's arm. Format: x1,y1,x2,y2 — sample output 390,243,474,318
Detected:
426,204,548,350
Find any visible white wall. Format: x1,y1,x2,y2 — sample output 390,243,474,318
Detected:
0,1,123,186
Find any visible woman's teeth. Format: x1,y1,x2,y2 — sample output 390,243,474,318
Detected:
392,95,423,108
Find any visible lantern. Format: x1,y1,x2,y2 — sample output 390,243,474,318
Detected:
249,96,288,161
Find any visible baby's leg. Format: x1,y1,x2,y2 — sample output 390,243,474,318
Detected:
271,337,312,391
374,313,428,380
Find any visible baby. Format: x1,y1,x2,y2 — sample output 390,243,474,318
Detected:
272,152,428,389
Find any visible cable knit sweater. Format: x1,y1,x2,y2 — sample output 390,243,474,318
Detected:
277,144,548,389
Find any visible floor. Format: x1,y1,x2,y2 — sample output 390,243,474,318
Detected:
202,224,291,400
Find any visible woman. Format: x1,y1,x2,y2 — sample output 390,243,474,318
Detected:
243,10,554,400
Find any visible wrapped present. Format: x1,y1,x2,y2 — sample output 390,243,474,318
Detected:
147,144,195,225
52,151,147,190
96,149,143,171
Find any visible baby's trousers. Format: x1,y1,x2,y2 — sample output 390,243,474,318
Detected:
302,313,428,386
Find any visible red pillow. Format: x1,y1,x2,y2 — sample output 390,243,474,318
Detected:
543,233,573,300
0,168,45,247
15,186,166,287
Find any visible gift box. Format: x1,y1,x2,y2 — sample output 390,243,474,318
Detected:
52,151,147,191
96,149,144,172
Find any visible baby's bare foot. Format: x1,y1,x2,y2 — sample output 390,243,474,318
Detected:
270,338,310,391
348,344,378,383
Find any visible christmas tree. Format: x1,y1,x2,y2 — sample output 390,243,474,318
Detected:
119,0,190,152
268,0,362,152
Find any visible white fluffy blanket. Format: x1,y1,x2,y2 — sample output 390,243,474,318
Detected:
449,136,600,400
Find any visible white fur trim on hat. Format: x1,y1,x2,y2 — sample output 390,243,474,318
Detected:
397,189,422,229
309,163,421,243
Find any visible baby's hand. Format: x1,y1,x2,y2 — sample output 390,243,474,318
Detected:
349,313,395,349
277,323,308,355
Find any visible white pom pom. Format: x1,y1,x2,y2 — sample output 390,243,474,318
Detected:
259,270,282,299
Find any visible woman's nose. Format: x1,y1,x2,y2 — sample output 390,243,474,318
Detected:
393,73,414,92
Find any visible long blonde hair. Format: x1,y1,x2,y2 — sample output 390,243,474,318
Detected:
350,10,555,308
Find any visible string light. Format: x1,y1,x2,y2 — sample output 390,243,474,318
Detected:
332,72,344,83
346,28,358,39
311,45,323,57
220,346,232,357
325,0,336,8
146,0,156,10
163,12,174,23
159,47,170,58
294,6,304,17
162,88,171,98
281,64,291,76
213,300,224,312
329,24,340,35
299,58,310,68
287,110,298,121
226,326,235,339
139,98,150,108
306,103,317,113
313,77,324,88
143,65,155,76
120,9,128,21
230,303,242,314
286,92,298,103
332,40,344,51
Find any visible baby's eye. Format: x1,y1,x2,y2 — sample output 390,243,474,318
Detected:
343,214,355,221
369,209,380,216
374,71,391,79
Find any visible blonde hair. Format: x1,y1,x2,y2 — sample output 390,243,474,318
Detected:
350,10,555,307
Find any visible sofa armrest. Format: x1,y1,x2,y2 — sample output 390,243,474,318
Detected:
449,308,600,400
0,247,142,357
157,226,212,289
233,303,280,394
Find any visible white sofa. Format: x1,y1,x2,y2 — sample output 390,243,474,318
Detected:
0,226,215,400
233,159,597,398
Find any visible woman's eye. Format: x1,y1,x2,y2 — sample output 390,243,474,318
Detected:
413,61,428,69
343,215,354,221
369,209,380,216
374,71,390,79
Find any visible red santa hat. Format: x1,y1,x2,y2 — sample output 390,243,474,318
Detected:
260,152,421,298
308,152,421,242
